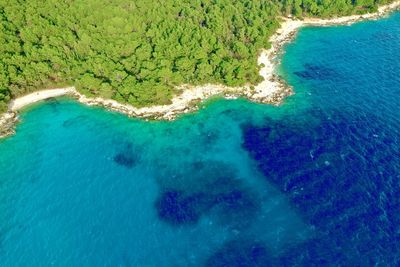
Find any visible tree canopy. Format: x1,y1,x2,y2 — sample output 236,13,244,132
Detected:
0,0,395,112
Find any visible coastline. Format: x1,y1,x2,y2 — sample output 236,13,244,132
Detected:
1,1,399,138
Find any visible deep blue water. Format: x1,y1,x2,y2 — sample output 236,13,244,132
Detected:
1,12,400,266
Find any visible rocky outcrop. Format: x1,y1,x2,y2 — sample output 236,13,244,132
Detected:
0,112,18,139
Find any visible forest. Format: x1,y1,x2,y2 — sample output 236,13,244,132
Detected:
0,0,395,112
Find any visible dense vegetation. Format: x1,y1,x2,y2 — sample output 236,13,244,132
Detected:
0,0,395,112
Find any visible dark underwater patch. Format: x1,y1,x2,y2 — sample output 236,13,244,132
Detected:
113,153,137,168
62,115,88,128
155,161,260,227
45,97,61,113
205,176,260,227
156,190,210,225
206,239,272,267
241,110,400,265
44,97,59,104
113,142,139,168
294,63,338,80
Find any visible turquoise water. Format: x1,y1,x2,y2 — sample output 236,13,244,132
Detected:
1,12,400,266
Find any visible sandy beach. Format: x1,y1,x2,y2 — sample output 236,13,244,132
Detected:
1,1,399,138
8,88,76,111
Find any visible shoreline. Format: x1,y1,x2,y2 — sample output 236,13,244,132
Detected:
1,1,399,138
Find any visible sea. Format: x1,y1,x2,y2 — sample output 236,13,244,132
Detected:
0,12,399,267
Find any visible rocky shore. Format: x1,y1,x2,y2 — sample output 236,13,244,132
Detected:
71,75,292,121
0,112,18,139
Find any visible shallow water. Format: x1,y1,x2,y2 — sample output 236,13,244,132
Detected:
1,12,400,266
